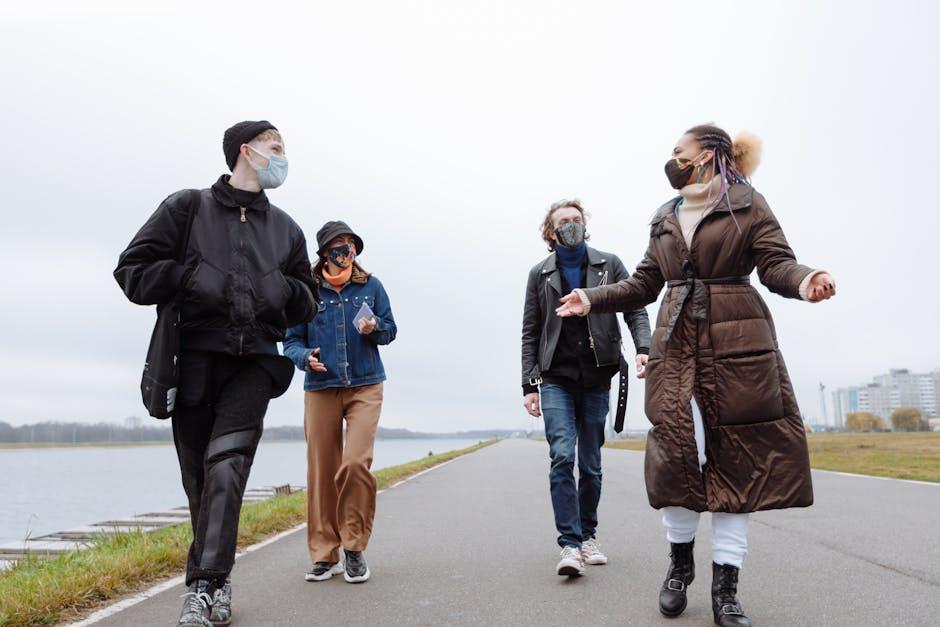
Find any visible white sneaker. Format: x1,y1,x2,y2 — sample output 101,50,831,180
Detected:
581,538,608,565
556,545,585,576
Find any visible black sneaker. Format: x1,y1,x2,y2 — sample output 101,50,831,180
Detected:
305,561,345,582
178,579,213,627
209,580,232,626
343,550,370,583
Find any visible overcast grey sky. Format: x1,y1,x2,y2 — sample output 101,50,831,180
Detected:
1,1,937,432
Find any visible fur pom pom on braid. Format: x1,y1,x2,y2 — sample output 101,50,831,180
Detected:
732,131,762,178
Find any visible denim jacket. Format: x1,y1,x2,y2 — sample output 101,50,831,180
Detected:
283,268,396,391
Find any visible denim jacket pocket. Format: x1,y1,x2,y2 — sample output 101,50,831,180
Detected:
350,294,375,312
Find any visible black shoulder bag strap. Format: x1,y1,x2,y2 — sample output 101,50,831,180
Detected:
139,189,200,418
176,189,200,272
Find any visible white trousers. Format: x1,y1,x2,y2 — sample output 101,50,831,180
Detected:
661,398,749,568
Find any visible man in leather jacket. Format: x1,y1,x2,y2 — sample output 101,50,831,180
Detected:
114,120,318,627
520,199,650,577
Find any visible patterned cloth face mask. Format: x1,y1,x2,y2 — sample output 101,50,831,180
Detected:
328,243,357,269
555,222,586,248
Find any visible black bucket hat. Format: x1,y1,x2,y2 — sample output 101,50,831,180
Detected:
316,220,364,256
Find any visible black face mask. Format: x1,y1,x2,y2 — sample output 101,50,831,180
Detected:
664,157,696,190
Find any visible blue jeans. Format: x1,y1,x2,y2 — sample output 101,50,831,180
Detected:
540,383,609,548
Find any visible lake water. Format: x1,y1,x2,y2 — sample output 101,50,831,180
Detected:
0,438,480,544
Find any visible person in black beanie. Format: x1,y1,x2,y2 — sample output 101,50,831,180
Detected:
114,121,319,627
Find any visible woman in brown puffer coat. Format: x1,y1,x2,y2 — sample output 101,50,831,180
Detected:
557,124,836,627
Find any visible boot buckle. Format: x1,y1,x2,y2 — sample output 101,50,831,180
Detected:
719,603,743,616
666,579,686,592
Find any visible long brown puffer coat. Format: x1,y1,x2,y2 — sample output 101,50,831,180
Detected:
580,183,815,513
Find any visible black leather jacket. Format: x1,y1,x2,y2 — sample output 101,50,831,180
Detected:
115,176,319,357
521,246,650,392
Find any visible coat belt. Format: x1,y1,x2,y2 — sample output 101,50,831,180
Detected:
661,275,750,343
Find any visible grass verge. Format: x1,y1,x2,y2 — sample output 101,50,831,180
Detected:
0,439,497,626
805,432,940,482
606,432,940,483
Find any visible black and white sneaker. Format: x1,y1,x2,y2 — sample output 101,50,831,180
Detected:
343,550,370,583
305,561,345,581
208,580,232,626
178,579,214,627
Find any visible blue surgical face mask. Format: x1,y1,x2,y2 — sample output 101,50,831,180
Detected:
247,145,289,189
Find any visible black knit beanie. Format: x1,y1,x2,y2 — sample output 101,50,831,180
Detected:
222,120,278,171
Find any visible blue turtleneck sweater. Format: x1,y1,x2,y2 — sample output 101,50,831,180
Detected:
555,241,587,291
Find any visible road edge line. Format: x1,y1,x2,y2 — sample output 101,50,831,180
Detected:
812,468,940,486
68,446,485,626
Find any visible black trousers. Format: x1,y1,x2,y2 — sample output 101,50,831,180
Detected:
172,352,274,586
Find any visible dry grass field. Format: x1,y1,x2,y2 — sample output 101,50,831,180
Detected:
608,432,940,483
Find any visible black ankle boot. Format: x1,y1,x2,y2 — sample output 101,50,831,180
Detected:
711,563,751,627
659,540,695,617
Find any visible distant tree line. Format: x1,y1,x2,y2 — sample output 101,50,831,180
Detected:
0,421,518,444
0,420,173,443
842,407,932,433
255,426,517,441
889,407,930,432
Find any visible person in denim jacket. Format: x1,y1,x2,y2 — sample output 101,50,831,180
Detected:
283,221,396,585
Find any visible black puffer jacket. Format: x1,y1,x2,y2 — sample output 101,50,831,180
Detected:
521,246,651,392
115,176,319,356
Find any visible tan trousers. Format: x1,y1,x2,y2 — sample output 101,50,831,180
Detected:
304,383,383,563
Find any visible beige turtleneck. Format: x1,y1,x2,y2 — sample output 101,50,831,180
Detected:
676,175,723,247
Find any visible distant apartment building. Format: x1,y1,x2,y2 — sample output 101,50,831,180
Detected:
832,368,940,427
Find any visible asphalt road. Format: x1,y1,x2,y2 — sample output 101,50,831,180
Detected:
88,439,940,626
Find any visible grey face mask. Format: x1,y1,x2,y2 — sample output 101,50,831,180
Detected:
247,145,289,189
555,222,585,248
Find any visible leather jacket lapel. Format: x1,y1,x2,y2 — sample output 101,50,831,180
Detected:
541,255,562,295
586,247,609,289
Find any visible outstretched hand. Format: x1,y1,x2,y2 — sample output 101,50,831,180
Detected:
555,292,585,317
807,272,837,302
